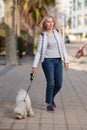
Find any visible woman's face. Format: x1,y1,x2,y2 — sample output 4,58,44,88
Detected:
44,17,55,30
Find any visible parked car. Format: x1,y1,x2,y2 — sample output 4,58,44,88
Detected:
65,35,70,43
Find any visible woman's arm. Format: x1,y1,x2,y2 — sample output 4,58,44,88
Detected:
32,34,43,73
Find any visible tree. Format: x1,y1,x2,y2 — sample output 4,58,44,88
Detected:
3,0,55,65
18,0,55,54
4,0,18,65
16,0,55,35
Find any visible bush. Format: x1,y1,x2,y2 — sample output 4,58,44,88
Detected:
20,30,28,39
0,35,5,52
17,36,28,58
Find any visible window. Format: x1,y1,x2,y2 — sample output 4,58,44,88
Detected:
73,16,76,28
77,15,81,28
73,0,76,10
77,0,81,10
84,14,87,26
85,0,87,9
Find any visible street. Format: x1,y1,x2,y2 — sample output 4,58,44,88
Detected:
0,42,87,130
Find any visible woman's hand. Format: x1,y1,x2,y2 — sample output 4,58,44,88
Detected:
64,63,69,70
31,67,37,75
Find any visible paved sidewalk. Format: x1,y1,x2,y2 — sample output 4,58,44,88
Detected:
0,44,87,130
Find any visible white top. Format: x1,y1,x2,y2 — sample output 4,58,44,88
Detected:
32,29,69,68
45,33,61,58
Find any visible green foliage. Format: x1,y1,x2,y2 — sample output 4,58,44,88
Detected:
20,30,28,39
44,0,55,5
33,43,37,51
33,0,39,3
40,6,47,17
21,0,28,10
18,0,55,30
0,35,5,52
17,36,27,58
0,28,5,37
31,8,40,21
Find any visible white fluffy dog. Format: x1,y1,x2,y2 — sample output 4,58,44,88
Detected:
14,89,34,119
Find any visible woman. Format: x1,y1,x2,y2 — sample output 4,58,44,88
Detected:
32,16,69,111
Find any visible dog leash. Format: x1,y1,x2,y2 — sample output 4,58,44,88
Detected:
24,73,35,101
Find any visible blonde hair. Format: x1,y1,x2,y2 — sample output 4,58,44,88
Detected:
39,16,56,31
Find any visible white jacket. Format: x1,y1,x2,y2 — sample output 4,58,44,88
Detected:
32,29,69,68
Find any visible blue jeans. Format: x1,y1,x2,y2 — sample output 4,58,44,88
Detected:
42,58,63,104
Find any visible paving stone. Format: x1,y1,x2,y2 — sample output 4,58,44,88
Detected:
0,43,87,130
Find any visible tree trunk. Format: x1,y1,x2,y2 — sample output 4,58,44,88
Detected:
4,0,18,65
14,4,21,36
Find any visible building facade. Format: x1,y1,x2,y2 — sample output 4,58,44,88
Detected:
52,0,71,28
71,0,87,35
